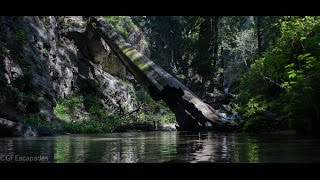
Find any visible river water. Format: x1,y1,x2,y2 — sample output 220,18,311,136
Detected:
0,132,319,163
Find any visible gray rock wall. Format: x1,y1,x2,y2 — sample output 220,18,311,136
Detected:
0,16,137,128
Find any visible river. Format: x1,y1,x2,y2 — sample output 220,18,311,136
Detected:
0,132,319,163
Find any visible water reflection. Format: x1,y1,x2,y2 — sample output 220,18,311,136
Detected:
0,132,320,163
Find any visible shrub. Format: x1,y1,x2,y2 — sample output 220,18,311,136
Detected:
237,16,320,134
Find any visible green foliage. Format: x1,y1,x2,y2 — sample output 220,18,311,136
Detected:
103,16,138,40
14,26,26,41
54,93,82,121
156,113,175,123
136,90,175,123
83,93,110,121
243,117,265,132
53,91,121,133
8,73,43,114
117,79,136,101
230,28,258,67
23,113,56,129
243,96,267,118
61,120,104,134
52,85,176,134
132,16,189,76
23,113,105,133
237,16,320,134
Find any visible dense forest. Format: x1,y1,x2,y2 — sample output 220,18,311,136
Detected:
1,16,320,137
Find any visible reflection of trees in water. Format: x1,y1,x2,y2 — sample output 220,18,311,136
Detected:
0,133,261,163
174,132,233,163
177,134,320,163
55,135,92,162
11,133,320,163
151,132,177,162
112,133,145,163
99,132,177,163
3,133,320,163
2,134,246,163
53,132,178,163
0,139,15,158
54,134,144,163
0,137,55,163
216,134,260,163
246,136,259,162
227,135,260,163
109,132,178,163
172,133,261,163
55,136,71,162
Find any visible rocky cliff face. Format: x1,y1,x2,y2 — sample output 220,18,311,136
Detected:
0,16,140,136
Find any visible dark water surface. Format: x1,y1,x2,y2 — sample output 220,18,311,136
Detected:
1,132,319,163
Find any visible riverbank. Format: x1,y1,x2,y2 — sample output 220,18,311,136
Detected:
0,118,60,137
0,117,178,137
113,122,177,132
2,115,302,138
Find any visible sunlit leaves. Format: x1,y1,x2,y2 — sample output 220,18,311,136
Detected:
244,96,267,118
284,63,295,69
237,16,320,133
297,53,311,61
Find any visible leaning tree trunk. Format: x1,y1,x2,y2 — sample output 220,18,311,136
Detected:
89,17,228,131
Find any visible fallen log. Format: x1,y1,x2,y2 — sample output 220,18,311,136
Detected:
89,17,228,131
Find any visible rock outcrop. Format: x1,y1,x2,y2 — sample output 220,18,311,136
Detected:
0,118,57,137
0,16,141,136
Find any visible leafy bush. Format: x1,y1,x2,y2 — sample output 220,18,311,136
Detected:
136,90,175,123
61,120,104,134
54,93,83,121
23,113,56,129
53,91,121,132
237,16,320,134
23,114,106,133
243,96,267,118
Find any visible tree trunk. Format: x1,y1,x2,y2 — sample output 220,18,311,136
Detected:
198,16,214,79
220,47,225,92
89,17,227,131
213,16,219,70
256,16,263,56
